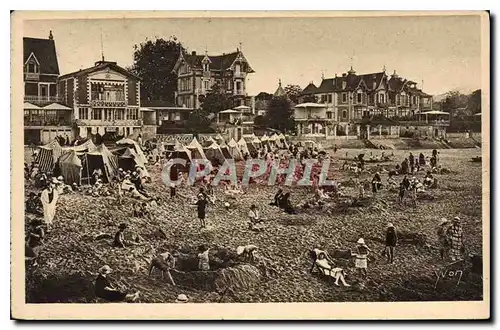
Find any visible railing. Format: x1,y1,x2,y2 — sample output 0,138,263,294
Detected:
24,73,40,81
398,120,450,126
24,119,72,126
90,99,127,107
24,95,62,104
75,119,142,126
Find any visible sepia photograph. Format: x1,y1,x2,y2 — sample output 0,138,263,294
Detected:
11,10,490,320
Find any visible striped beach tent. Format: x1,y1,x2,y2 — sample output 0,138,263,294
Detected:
36,139,64,173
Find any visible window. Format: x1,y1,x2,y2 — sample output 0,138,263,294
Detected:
396,95,400,105
327,112,332,119
78,108,88,120
327,94,333,103
115,109,124,120
204,80,209,90
236,81,241,92
342,93,347,103
321,95,326,103
380,94,385,104
25,61,39,73
227,80,232,90
127,109,138,120
357,93,362,104
235,63,241,74
92,109,102,120
203,63,209,72
342,110,347,119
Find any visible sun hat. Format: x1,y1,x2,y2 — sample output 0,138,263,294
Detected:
357,238,365,245
57,176,64,181
118,223,128,230
387,223,394,228
175,294,189,303
99,265,112,275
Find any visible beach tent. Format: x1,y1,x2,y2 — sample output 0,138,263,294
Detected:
63,139,97,154
227,138,243,161
116,138,148,164
186,137,207,160
204,141,226,165
36,139,64,173
251,136,262,149
171,140,192,162
218,141,233,159
115,147,149,175
237,137,250,156
57,150,83,185
82,144,119,183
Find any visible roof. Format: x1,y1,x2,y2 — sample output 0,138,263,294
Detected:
24,102,42,110
23,37,59,75
59,60,140,80
255,92,273,101
301,83,317,95
43,102,72,111
185,51,241,71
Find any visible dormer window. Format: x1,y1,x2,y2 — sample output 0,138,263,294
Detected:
203,63,209,72
342,81,347,90
235,63,241,74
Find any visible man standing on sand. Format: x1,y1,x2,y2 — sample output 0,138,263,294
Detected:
194,194,208,228
446,217,464,261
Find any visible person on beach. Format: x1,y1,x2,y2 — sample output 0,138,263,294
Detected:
437,218,450,260
353,238,371,278
384,223,398,263
95,265,140,302
40,179,59,231
197,245,211,271
194,194,208,228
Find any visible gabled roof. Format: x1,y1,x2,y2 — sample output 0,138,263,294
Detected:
59,61,140,80
255,92,273,101
23,37,59,75
301,82,317,95
174,50,254,73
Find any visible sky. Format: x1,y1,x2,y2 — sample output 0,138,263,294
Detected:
23,14,482,96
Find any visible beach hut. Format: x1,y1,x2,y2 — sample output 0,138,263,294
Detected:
36,139,64,173
116,138,148,164
82,144,119,183
218,141,233,159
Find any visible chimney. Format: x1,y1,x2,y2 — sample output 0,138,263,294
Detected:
48,30,54,40
342,73,347,77
191,51,197,56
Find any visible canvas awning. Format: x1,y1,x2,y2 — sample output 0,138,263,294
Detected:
219,109,241,114
24,102,42,110
295,102,326,108
420,110,450,115
43,103,72,111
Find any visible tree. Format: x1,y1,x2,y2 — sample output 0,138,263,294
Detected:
302,94,318,103
128,36,185,104
467,89,481,115
253,115,266,127
265,96,295,133
284,84,302,104
185,109,214,133
200,84,234,113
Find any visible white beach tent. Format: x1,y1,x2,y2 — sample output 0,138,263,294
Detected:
187,137,207,160
204,141,226,165
237,137,250,156
227,138,243,161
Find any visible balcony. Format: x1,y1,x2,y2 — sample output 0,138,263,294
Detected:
24,118,72,127
24,73,40,81
90,99,127,107
24,95,62,105
75,119,142,126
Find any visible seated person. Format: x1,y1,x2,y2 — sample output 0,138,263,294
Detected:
314,251,350,287
197,245,211,271
128,187,150,201
133,203,145,217
148,251,177,285
113,223,139,248
281,192,297,215
25,192,43,216
423,171,434,187
270,188,284,206
248,204,263,224
95,265,140,302
25,219,45,266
